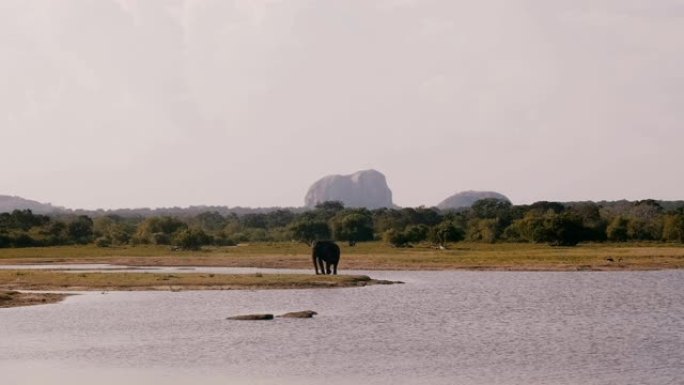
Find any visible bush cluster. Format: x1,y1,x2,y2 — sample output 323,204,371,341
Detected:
1,199,683,250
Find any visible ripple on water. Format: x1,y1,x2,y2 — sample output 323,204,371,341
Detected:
1,270,683,385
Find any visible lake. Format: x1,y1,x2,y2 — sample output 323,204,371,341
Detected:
1,268,683,385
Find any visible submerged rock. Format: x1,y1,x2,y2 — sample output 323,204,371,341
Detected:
227,314,274,321
278,310,318,319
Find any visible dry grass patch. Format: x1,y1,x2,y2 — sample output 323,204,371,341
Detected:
0,242,683,270
0,270,376,291
0,290,69,308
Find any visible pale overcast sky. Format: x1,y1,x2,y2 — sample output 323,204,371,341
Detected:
1,0,682,209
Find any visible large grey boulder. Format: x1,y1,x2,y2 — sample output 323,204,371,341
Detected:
304,169,393,209
437,191,510,210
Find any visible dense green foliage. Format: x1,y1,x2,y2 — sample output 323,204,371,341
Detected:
1,199,683,249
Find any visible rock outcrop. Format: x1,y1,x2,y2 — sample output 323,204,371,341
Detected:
227,311,319,320
437,191,510,210
304,169,393,209
227,314,274,321
278,310,317,319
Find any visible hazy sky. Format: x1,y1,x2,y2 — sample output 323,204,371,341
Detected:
1,0,683,209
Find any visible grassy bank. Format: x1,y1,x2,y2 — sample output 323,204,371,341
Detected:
0,242,683,271
0,270,378,291
0,290,69,308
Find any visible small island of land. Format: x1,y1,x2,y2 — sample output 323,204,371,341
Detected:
0,270,390,308
0,270,380,292
0,290,69,308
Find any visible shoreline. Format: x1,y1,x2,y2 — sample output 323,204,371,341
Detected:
0,270,395,295
0,258,680,272
0,270,399,308
0,291,70,308
0,261,675,272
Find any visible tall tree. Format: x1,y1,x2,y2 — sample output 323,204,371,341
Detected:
68,216,94,244
331,211,374,245
288,219,331,245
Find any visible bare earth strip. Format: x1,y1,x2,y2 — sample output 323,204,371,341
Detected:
0,270,382,293
0,242,683,271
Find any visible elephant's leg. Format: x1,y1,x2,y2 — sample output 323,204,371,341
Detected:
317,258,326,275
313,255,320,275
325,261,332,275
332,263,337,275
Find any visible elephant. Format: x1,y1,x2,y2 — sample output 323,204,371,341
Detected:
312,240,340,275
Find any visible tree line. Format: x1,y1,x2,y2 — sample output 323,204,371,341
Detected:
1,199,683,250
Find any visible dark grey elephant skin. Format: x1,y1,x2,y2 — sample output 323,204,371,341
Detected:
312,241,340,275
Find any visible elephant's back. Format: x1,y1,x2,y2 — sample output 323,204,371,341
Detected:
313,241,340,262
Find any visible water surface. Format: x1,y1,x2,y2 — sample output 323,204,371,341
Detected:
1,269,682,385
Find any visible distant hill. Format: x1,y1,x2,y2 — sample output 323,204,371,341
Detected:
0,195,303,217
0,195,65,214
304,169,394,209
437,191,511,210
